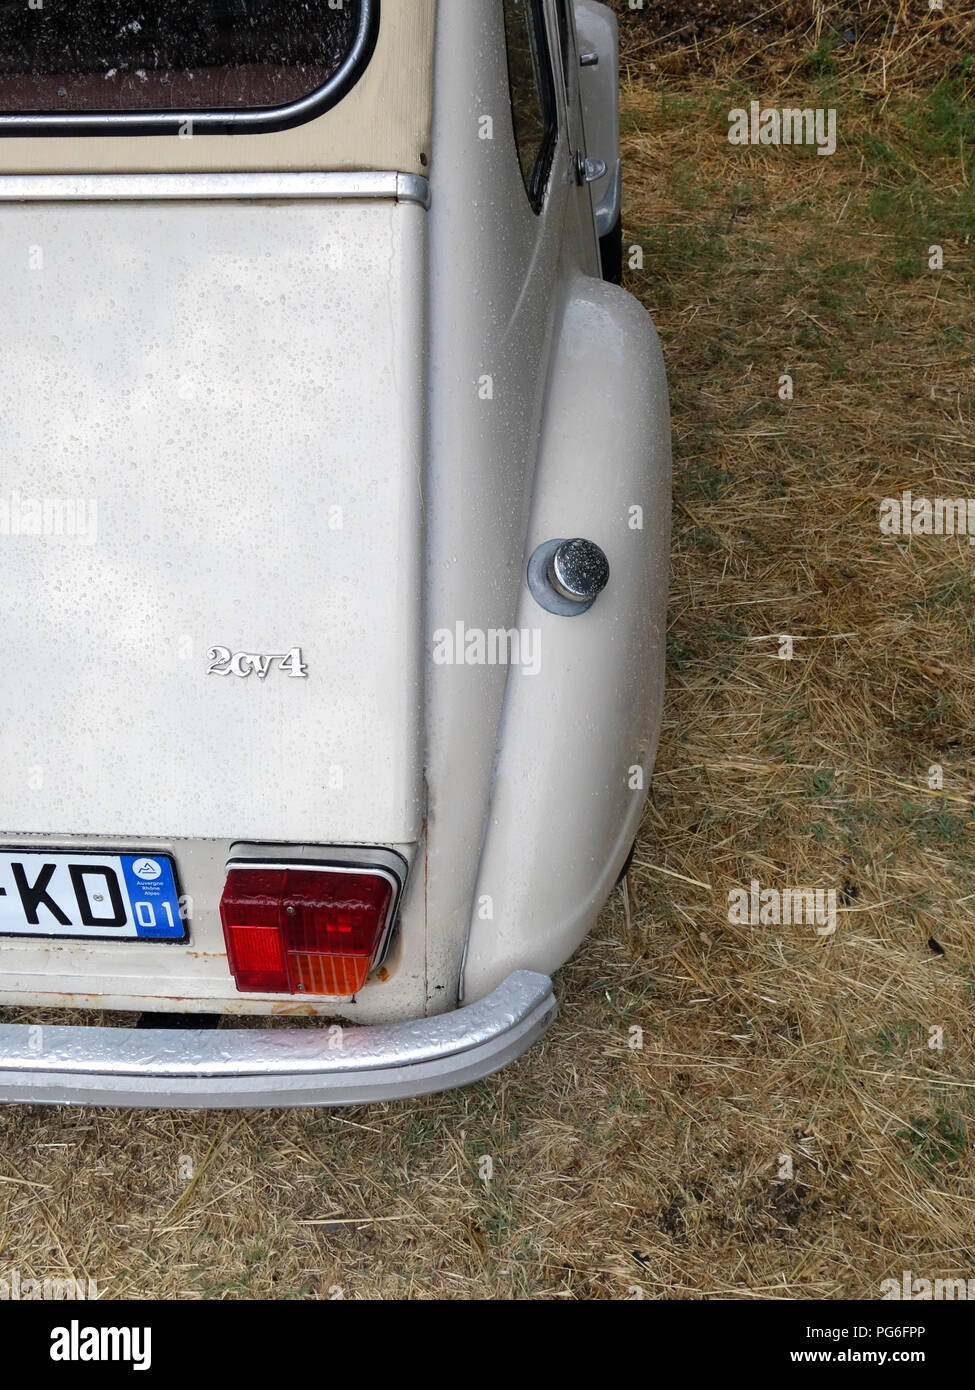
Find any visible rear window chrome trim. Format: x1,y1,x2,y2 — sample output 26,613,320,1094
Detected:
0,0,379,137
0,170,431,206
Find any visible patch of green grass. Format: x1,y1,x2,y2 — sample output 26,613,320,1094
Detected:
897,801,970,848
890,245,928,282
776,706,809,730
606,1084,648,1116
606,981,659,1025
806,35,839,79
793,321,826,349
704,82,751,125
869,317,898,344
401,1113,442,1149
667,635,698,673
753,798,787,848
848,90,974,297
669,164,718,213
815,287,851,317
871,1021,921,1055
475,1185,520,1250
942,323,972,354
898,1106,969,1173
860,134,907,179
657,85,707,132
701,619,747,644
685,525,724,554
818,257,868,287
905,75,975,163
676,459,731,501
913,574,975,615
641,222,730,277
919,690,956,728
833,801,883,853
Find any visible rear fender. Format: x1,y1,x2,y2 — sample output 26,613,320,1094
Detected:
462,274,671,999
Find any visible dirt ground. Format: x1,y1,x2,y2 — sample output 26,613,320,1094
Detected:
0,3,972,1299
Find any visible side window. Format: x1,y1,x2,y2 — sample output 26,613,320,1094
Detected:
554,0,576,94
502,0,558,212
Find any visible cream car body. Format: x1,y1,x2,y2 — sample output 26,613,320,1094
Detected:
0,0,670,1105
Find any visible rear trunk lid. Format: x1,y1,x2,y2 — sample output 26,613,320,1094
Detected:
0,193,425,846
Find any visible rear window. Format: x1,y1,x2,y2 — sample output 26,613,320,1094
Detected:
0,0,375,132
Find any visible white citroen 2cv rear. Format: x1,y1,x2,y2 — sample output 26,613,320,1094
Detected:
0,0,671,1106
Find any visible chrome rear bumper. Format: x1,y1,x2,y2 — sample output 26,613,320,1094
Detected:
0,971,556,1108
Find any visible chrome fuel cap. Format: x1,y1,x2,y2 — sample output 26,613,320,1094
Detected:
528,537,610,616
548,538,610,603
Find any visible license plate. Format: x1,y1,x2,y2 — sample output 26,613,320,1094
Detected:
0,850,186,941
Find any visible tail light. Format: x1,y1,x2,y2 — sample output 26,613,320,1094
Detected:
219,858,403,997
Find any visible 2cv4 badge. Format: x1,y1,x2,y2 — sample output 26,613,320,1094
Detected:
206,647,308,680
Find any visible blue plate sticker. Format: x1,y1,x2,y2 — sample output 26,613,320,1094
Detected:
120,856,184,939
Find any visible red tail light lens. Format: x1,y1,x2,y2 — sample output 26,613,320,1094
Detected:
219,865,397,996
226,923,290,994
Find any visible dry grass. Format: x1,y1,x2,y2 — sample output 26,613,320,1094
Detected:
1,12,973,1299
618,0,973,80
